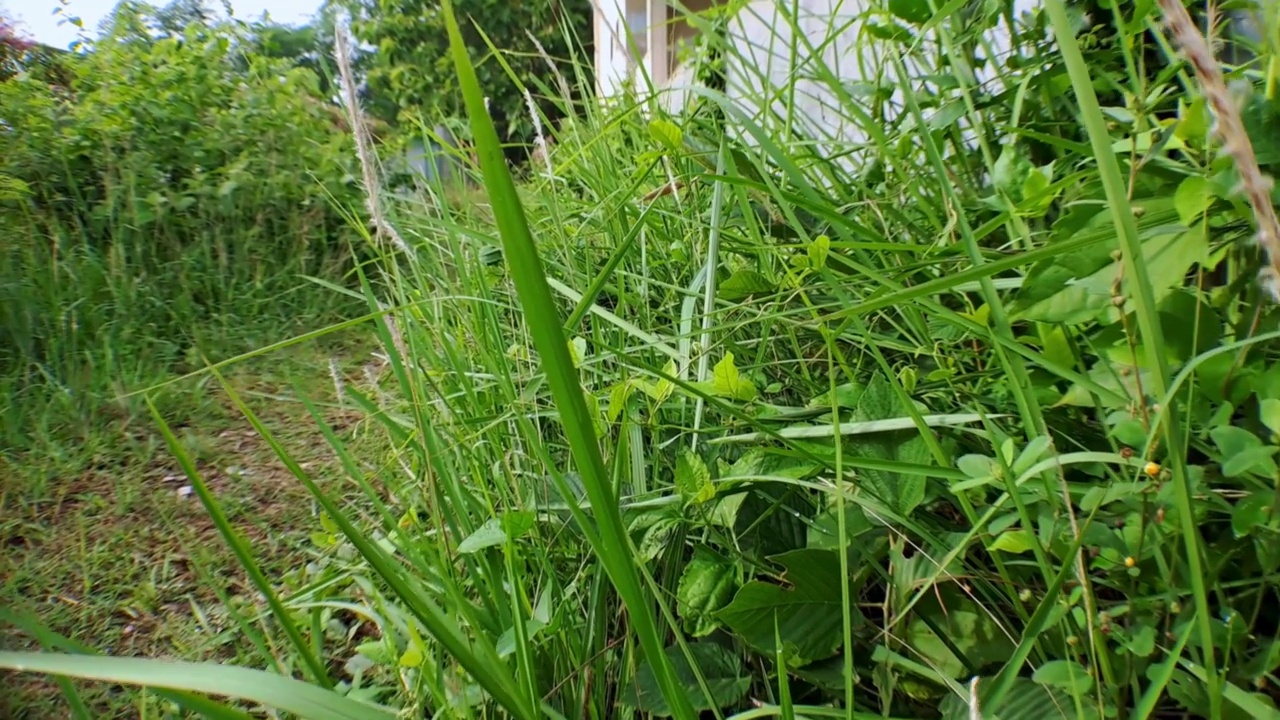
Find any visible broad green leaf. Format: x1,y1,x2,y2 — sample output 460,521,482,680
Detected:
623,642,750,717
1232,491,1276,538
637,516,681,563
1014,436,1054,474
1032,660,1094,694
712,353,757,401
994,144,1034,196
567,336,587,367
1261,398,1280,438
398,644,424,668
958,454,994,479
677,548,738,637
719,270,775,301
676,450,716,505
1056,359,1155,409
496,618,547,658
457,518,507,554
990,529,1037,554
808,235,831,270
1126,625,1157,658
1174,175,1214,225
0,652,396,720
888,0,932,23
733,483,813,557
1213,426,1279,477
500,510,536,540
1017,226,1207,324
1020,165,1059,216
717,549,858,664
356,640,395,666
649,118,683,152
608,381,634,422
837,373,933,514
907,601,1014,679
1224,447,1280,479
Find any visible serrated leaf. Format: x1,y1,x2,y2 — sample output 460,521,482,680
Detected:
677,548,737,636
622,642,749,716
719,270,775,301
712,353,757,401
717,549,858,664
676,451,716,505
802,373,935,515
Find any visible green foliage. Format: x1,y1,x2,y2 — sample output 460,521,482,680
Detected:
342,0,591,146
0,1,360,458
9,1,1280,719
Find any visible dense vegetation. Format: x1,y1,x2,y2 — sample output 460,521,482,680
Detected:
4,0,1280,718
0,1,362,466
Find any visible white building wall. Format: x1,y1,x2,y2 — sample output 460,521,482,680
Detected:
659,0,1039,174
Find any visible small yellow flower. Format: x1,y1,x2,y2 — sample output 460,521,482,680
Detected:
1124,556,1136,568
1143,462,1161,478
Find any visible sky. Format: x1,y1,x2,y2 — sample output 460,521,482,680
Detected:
4,0,323,48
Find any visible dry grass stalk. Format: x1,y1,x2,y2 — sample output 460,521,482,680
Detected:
1156,0,1280,301
334,22,410,255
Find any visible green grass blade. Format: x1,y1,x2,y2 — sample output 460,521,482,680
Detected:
147,397,332,689
1044,0,1218,711
0,652,395,720
0,609,256,719
205,369,539,720
438,2,698,718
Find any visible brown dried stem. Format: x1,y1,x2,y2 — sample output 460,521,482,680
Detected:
1157,0,1280,300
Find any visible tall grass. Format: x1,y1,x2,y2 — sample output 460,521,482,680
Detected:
0,11,362,471
5,0,1280,718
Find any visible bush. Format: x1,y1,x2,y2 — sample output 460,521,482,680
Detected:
0,1,360,455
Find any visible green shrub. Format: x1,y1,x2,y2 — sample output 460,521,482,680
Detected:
0,2,360,457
